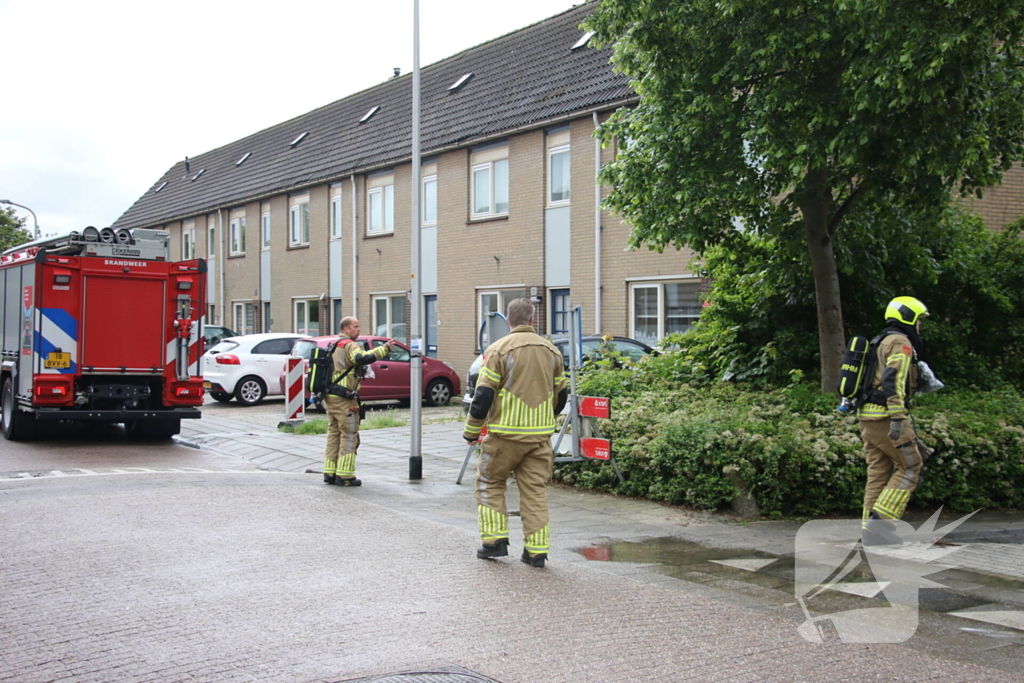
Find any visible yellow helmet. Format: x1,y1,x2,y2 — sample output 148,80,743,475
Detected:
885,296,929,325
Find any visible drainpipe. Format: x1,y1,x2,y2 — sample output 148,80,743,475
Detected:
218,209,225,326
593,111,602,334
351,173,357,318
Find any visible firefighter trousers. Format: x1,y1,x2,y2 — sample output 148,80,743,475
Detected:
324,395,360,478
475,434,553,557
859,418,924,523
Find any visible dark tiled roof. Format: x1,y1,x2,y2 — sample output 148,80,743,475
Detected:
113,2,633,229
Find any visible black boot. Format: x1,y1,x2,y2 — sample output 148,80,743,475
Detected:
476,538,509,560
862,512,903,547
521,549,547,568
336,477,362,487
323,473,335,485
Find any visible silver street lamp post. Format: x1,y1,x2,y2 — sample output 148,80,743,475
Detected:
0,199,40,239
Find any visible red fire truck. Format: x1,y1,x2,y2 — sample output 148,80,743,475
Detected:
0,227,206,440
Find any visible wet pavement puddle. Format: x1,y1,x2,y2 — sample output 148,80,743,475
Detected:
573,537,1018,620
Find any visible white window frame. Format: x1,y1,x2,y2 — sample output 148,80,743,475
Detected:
372,294,406,338
261,211,271,250
330,191,343,240
293,298,319,335
548,144,571,206
629,281,702,345
477,288,526,349
229,216,246,256
422,174,437,227
470,159,509,219
290,195,310,246
233,302,256,336
207,219,216,258
182,225,195,260
367,184,394,235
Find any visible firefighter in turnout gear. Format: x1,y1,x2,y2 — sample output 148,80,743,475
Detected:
323,317,393,486
464,299,569,568
858,297,929,546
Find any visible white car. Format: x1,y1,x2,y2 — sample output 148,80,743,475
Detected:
202,333,303,405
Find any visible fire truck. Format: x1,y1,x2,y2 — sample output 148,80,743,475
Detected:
0,226,206,440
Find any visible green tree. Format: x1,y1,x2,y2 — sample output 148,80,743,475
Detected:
0,207,32,252
587,0,1024,391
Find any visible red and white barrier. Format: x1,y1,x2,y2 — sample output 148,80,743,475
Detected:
284,357,306,420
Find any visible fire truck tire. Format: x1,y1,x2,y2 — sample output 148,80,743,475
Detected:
210,391,233,403
2,378,34,441
234,376,267,406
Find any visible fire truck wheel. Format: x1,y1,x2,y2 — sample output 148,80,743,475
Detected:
210,391,233,403
2,378,34,441
234,377,267,406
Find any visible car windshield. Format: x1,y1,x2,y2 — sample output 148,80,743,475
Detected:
292,340,319,360
208,340,239,354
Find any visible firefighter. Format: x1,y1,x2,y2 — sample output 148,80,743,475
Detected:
464,298,569,568
857,296,929,546
323,316,393,487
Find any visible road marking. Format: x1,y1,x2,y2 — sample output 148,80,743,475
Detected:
709,558,778,572
0,468,291,482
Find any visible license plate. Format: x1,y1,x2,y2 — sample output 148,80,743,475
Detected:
44,352,70,369
203,381,212,389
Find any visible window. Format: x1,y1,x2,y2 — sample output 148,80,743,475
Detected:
261,210,271,250
294,299,319,335
207,219,216,257
372,338,409,362
290,194,310,246
422,174,437,226
367,177,394,235
182,222,195,260
330,186,343,239
233,302,256,335
470,145,509,219
550,288,570,334
229,211,245,256
373,295,406,338
331,299,343,334
548,144,570,205
478,289,525,348
630,281,702,345
263,302,272,332
252,338,296,355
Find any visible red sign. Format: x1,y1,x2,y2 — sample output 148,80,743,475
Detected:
579,396,610,419
581,437,611,460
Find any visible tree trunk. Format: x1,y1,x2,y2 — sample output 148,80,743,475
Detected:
799,169,845,394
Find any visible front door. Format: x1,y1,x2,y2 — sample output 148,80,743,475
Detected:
425,295,438,359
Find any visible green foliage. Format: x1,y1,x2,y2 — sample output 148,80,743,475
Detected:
673,201,1024,389
557,375,1024,517
0,207,32,252
362,411,406,430
278,418,328,435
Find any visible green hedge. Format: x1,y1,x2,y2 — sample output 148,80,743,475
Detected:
553,373,1024,518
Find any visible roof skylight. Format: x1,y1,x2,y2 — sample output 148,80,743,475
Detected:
191,169,205,181
359,106,380,123
289,132,309,147
154,181,168,193
448,73,474,92
571,31,595,50
236,151,252,166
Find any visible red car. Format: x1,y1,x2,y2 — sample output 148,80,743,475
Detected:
280,335,461,408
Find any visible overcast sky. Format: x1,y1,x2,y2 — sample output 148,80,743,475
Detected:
0,0,582,237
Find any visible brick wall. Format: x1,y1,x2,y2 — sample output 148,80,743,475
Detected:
959,162,1024,231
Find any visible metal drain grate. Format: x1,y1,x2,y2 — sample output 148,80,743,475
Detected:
340,668,502,683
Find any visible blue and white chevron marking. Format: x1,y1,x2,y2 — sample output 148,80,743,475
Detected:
34,308,78,375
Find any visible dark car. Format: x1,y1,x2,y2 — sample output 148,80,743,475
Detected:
203,324,238,347
461,335,657,412
280,335,461,409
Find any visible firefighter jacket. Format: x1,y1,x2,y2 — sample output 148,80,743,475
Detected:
331,339,389,396
857,331,919,422
463,326,568,441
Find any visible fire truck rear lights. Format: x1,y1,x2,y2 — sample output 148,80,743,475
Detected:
54,274,71,284
176,281,193,290
215,354,241,365
175,387,197,396
35,386,67,396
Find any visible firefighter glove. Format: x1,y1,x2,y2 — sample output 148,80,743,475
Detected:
887,418,905,442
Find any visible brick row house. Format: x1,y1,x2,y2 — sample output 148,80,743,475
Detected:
112,3,1023,381
111,4,703,380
